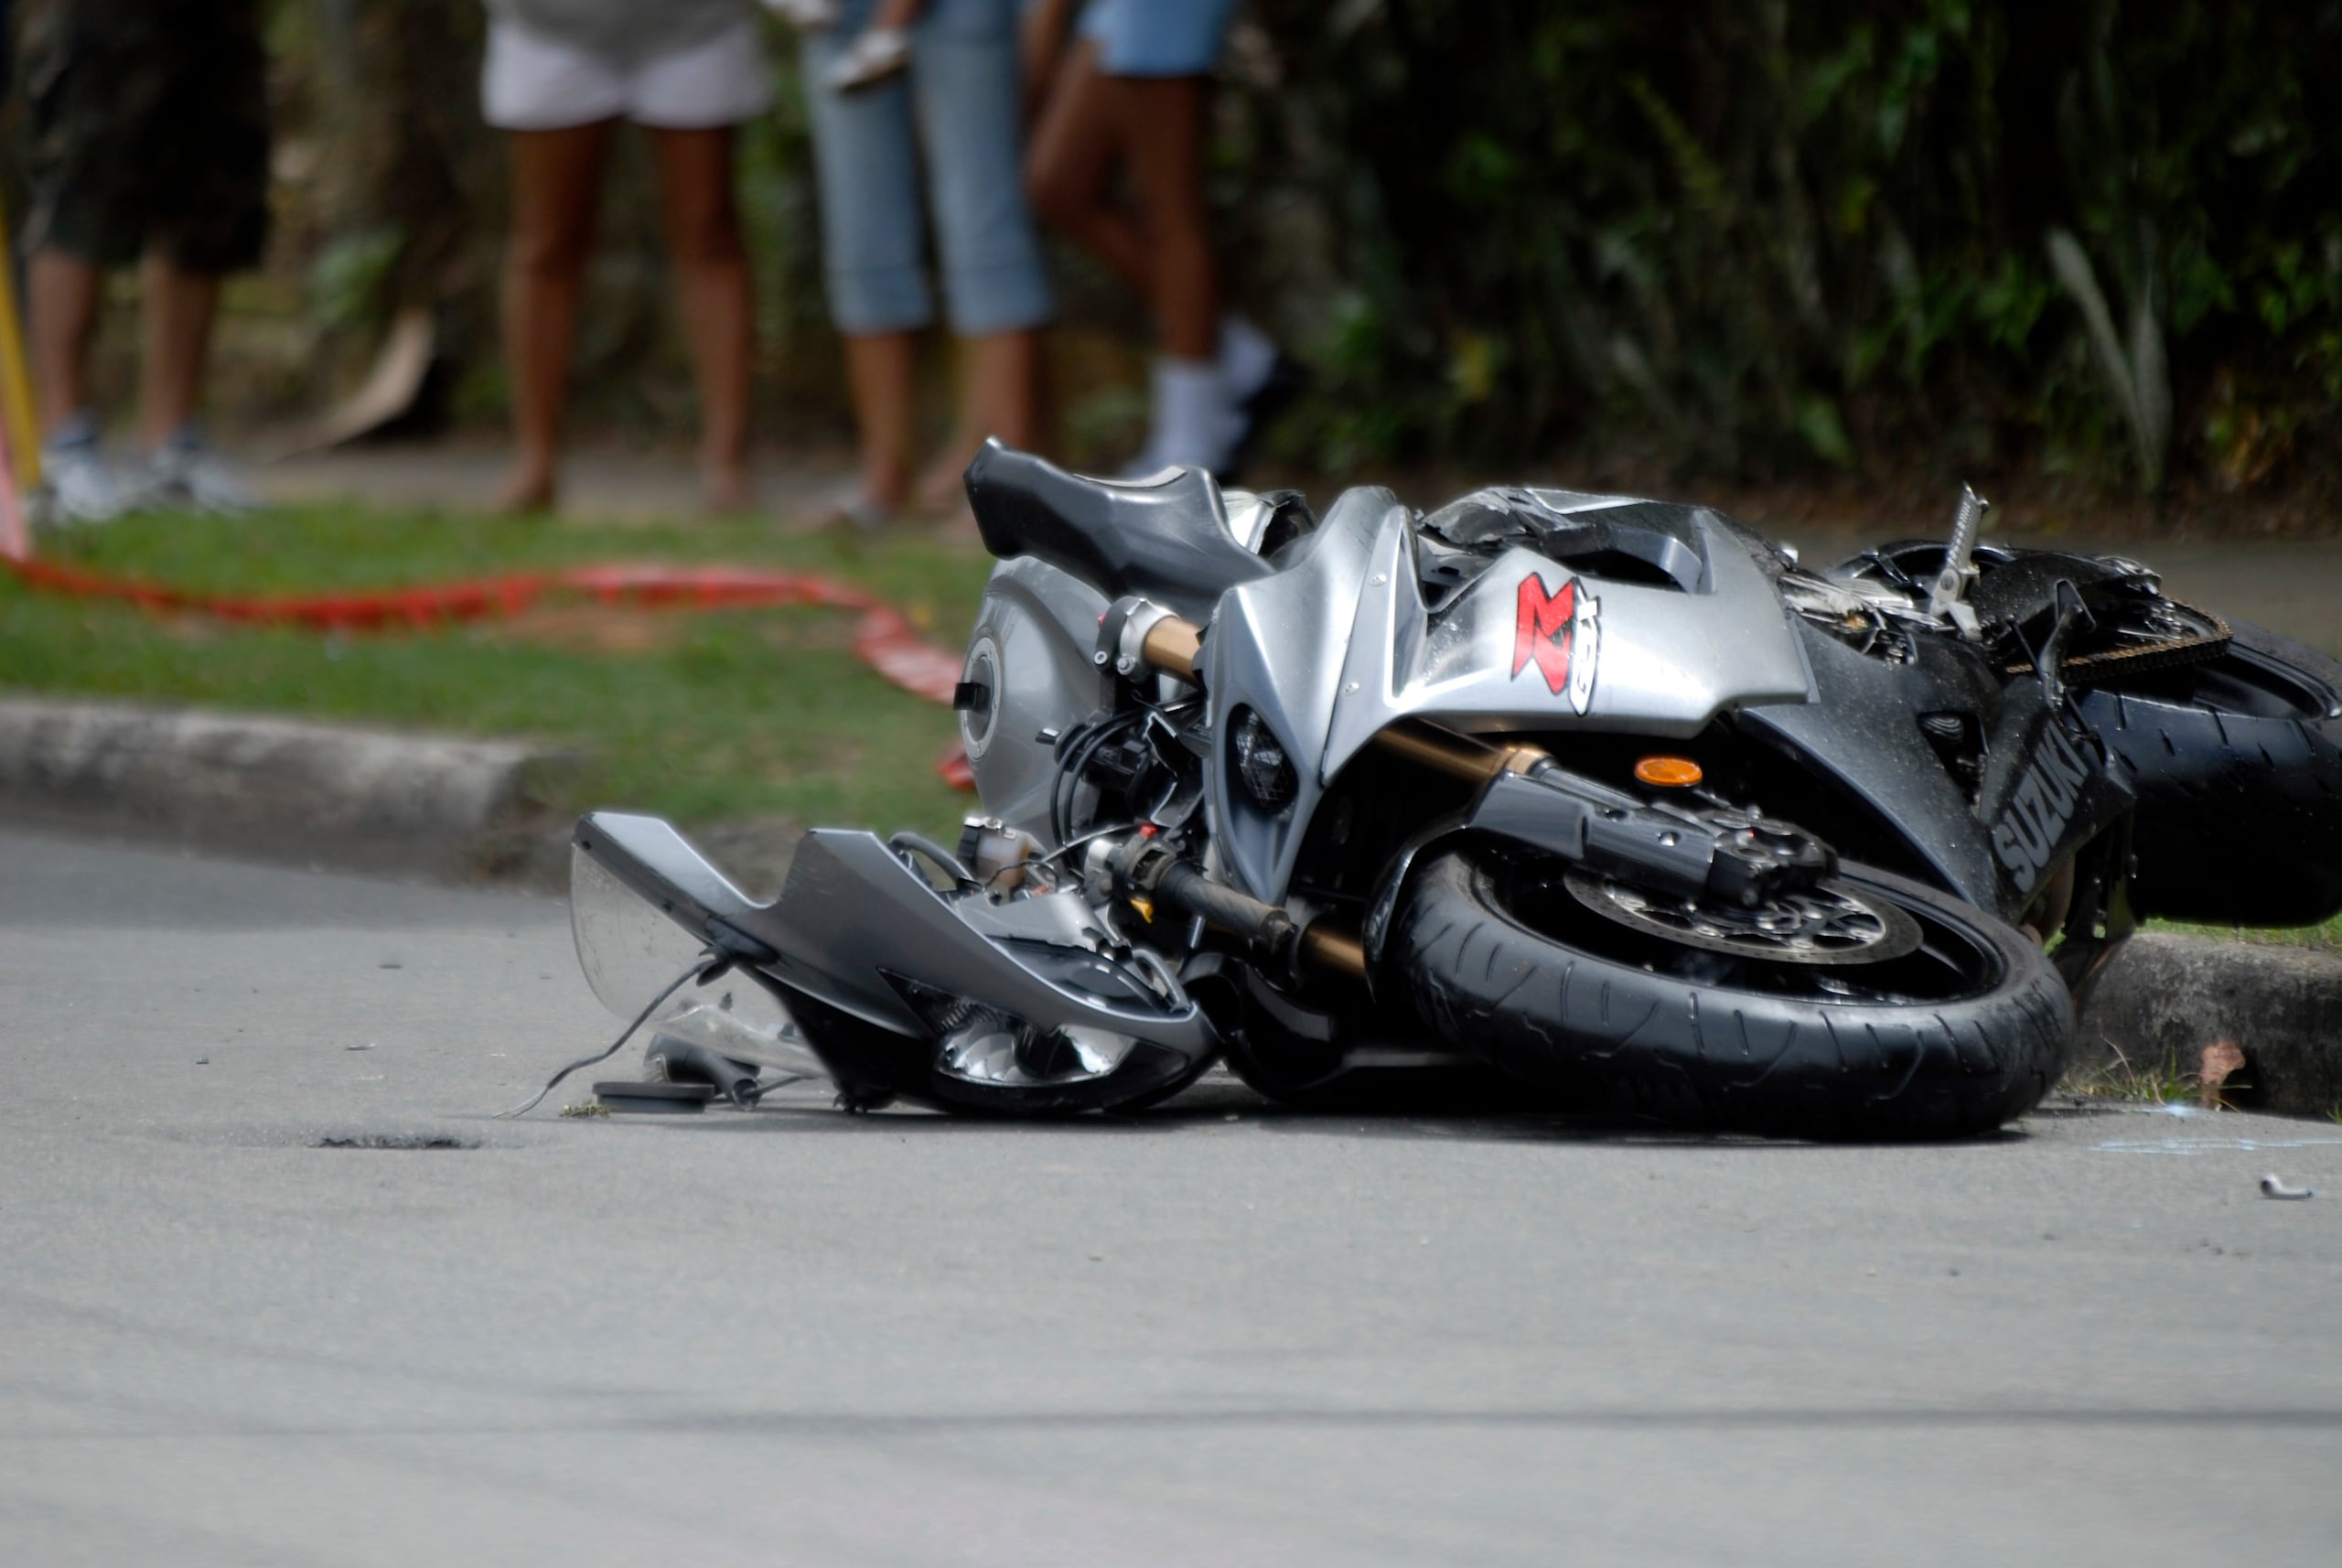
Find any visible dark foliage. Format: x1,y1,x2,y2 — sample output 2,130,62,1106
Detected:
1231,0,2342,489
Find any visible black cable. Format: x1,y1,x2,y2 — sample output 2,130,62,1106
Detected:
1050,729,1088,843
888,831,977,889
1051,706,1147,844
496,951,722,1119
1052,711,1116,843
1047,715,1096,844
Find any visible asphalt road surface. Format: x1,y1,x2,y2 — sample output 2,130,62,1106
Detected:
4,826,2340,1566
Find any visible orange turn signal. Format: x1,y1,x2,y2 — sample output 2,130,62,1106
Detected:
1635,755,1704,789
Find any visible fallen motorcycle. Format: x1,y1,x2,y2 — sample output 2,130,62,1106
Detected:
560,442,2342,1138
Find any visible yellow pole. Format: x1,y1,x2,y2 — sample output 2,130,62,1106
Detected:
0,187,45,493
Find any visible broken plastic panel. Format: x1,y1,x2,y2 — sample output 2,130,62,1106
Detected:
568,844,826,1079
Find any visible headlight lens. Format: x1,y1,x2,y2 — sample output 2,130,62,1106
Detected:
889,977,1139,1088
1230,706,1298,816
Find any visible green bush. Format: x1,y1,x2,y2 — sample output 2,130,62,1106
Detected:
1234,0,2342,489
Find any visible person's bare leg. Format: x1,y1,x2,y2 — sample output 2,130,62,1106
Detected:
1117,74,1217,360
650,125,755,513
28,251,104,437
1118,71,1236,469
1019,0,1077,117
843,330,916,512
1024,39,1148,293
919,328,1040,509
1033,56,1234,468
500,121,615,513
135,256,223,450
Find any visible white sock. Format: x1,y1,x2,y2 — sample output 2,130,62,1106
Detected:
1139,357,1240,474
1217,315,1278,403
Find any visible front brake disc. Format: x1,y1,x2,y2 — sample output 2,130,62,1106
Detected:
1562,869,1923,965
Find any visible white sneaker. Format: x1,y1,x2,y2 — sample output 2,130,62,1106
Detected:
1123,358,1243,479
31,438,128,527
1214,318,1306,482
135,435,258,515
764,0,840,29
1217,315,1280,404
801,483,899,534
824,26,912,91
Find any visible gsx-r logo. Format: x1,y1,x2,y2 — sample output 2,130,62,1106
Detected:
1512,573,1600,714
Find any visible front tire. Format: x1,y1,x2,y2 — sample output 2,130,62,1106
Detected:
1391,851,2072,1139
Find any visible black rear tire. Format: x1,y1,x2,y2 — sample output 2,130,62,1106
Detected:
2075,619,2342,927
1391,851,2072,1139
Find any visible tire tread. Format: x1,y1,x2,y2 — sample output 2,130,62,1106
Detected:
1392,852,2072,1139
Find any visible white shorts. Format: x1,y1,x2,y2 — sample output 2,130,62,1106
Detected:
482,17,774,132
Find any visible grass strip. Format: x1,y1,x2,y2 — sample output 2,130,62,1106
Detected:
2,502,994,838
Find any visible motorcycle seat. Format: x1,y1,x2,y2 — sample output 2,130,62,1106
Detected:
964,439,1273,620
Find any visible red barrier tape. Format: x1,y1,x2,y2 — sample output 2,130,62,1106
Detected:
2,553,979,787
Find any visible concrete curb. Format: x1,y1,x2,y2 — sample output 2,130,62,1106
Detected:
2078,932,2342,1117
0,696,576,882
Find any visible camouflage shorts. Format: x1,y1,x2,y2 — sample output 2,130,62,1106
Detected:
17,0,271,274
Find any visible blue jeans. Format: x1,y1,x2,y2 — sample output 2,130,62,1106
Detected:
801,0,1051,337
1080,0,1240,78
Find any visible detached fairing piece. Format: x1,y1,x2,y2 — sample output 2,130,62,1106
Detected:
574,812,1213,1112
570,442,2342,1138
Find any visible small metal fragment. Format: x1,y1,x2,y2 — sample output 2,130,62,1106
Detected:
2261,1174,2315,1200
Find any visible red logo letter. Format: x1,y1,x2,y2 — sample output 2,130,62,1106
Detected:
1512,574,1579,696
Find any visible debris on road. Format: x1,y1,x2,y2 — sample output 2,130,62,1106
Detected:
590,1080,714,1114
2200,1039,2247,1108
2260,1174,2315,1199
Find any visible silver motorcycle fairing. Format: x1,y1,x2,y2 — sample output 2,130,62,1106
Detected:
962,464,1814,906
1202,487,1404,899
965,487,1293,848
572,812,1217,1105
1323,504,1815,771
960,555,1112,843
1203,494,1817,902
1737,625,2137,920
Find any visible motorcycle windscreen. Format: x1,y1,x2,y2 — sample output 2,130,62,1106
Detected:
568,843,824,1078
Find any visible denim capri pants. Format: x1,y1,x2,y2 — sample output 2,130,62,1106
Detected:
801,0,1052,337
1080,0,1240,78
